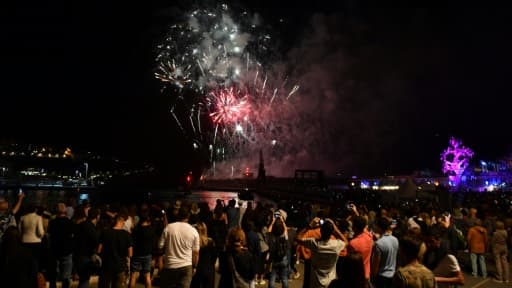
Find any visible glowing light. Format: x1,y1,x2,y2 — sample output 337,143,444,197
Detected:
208,87,250,125
380,185,400,190
440,137,474,187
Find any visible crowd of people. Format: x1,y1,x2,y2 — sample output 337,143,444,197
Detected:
0,190,511,288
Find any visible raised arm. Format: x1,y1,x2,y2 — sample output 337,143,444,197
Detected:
12,192,25,215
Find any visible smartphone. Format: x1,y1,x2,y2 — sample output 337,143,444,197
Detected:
161,210,166,214
319,219,325,225
274,213,281,219
18,188,23,195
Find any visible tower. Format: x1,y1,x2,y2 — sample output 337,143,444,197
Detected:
257,149,266,183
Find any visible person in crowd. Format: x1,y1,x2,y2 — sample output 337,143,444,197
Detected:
466,208,478,228
190,222,216,288
0,226,38,288
241,201,254,231
150,204,167,282
227,198,241,230
166,200,182,223
74,208,101,288
467,218,488,278
328,252,366,288
48,202,75,288
436,212,461,254
189,202,201,225
243,220,265,285
297,217,347,288
267,214,290,288
121,206,135,233
392,236,436,288
98,212,133,288
72,205,88,225
210,202,228,256
425,227,464,288
0,193,24,245
19,203,45,271
349,214,373,285
491,220,509,283
197,202,212,224
158,206,199,288
334,218,350,280
218,227,256,288
66,196,77,219
286,224,301,280
371,217,398,288
296,217,322,288
129,208,155,288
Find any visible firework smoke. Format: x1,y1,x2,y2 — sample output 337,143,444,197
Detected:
156,4,299,178
157,6,404,178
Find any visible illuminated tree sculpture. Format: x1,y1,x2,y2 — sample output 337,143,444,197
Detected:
440,137,474,187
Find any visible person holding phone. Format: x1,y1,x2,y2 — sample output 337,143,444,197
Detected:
0,190,25,245
296,218,347,288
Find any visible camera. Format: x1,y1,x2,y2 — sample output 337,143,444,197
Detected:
274,212,281,219
346,203,353,210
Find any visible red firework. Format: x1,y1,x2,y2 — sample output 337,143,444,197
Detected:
208,87,250,125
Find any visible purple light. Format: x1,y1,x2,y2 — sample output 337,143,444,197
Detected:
440,137,474,187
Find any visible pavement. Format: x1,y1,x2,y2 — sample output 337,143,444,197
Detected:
48,255,510,288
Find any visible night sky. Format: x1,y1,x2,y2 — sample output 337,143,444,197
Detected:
1,0,511,177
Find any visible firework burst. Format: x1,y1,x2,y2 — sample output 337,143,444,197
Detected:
156,4,299,177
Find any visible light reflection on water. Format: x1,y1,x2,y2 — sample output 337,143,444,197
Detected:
0,188,274,210
185,190,273,210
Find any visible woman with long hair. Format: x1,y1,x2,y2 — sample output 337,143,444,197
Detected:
218,227,256,288
267,215,290,288
210,203,228,255
191,222,216,288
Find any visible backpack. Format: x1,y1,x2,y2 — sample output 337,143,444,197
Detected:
453,225,467,250
258,232,269,253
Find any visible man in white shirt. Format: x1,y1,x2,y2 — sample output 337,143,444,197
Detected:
297,218,347,288
158,206,200,288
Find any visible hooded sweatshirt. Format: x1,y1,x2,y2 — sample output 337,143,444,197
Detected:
467,225,488,254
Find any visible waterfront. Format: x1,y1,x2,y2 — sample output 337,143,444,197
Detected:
0,187,274,211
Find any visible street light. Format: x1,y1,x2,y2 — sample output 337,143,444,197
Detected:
84,163,88,182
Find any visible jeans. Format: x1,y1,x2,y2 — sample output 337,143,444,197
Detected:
303,259,311,288
48,254,73,288
494,245,509,282
77,256,93,288
269,256,289,288
470,253,487,277
160,266,193,288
